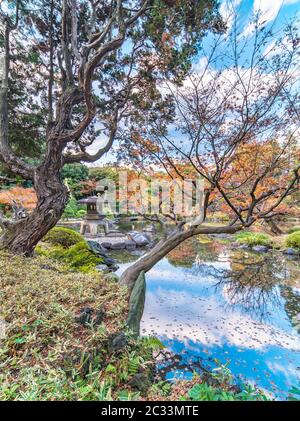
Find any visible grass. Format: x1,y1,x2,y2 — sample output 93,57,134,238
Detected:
235,231,271,247
0,251,154,400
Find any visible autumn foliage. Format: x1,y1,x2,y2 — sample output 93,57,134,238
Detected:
0,187,37,210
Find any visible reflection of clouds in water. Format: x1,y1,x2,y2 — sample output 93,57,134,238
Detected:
222,284,250,306
150,260,231,288
221,283,282,313
117,245,300,395
266,361,299,382
141,289,300,352
148,267,195,283
194,253,230,267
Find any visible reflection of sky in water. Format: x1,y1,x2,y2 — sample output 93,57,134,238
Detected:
118,247,300,399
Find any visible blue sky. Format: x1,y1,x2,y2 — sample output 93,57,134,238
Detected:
88,0,300,166
220,0,300,34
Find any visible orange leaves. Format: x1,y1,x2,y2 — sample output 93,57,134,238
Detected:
78,179,100,196
130,130,160,155
161,32,171,45
0,187,37,210
215,139,298,217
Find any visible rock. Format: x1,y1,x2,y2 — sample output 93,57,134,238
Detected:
96,264,110,272
106,231,126,238
104,273,119,283
283,248,299,256
131,249,145,256
126,271,146,337
128,231,151,246
252,245,269,253
142,232,151,241
100,242,112,249
145,242,155,249
143,225,156,233
75,307,105,326
75,307,94,325
87,240,108,256
108,264,119,272
110,241,126,250
238,244,250,250
128,372,152,394
109,332,127,352
103,257,117,266
125,239,137,250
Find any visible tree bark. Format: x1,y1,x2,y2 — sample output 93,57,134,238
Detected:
265,219,283,235
0,168,69,255
119,224,242,292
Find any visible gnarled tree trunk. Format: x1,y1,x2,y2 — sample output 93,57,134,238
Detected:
0,17,68,255
0,174,69,255
120,224,242,292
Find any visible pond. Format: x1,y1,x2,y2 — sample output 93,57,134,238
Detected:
115,236,300,399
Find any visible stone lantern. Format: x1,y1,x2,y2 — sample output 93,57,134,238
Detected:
78,185,109,237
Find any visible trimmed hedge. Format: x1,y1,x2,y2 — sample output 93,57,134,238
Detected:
286,232,300,250
43,227,83,248
287,226,300,234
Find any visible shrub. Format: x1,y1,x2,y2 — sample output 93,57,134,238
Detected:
43,227,83,248
62,196,86,220
76,209,86,218
62,196,78,219
38,241,103,273
286,232,300,250
287,226,300,234
65,241,104,272
235,231,271,247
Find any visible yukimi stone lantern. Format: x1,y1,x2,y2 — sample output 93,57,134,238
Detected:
77,185,109,237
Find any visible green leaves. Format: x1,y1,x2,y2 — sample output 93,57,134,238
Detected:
117,389,140,401
13,336,27,345
105,364,117,374
187,382,269,402
141,335,165,350
288,384,300,401
25,51,41,64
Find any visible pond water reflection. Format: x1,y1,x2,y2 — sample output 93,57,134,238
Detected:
116,237,300,399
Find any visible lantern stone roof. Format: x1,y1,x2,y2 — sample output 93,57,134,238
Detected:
77,195,99,205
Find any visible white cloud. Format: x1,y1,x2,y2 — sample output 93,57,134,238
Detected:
220,0,242,32
243,0,300,37
141,289,300,351
255,0,299,20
